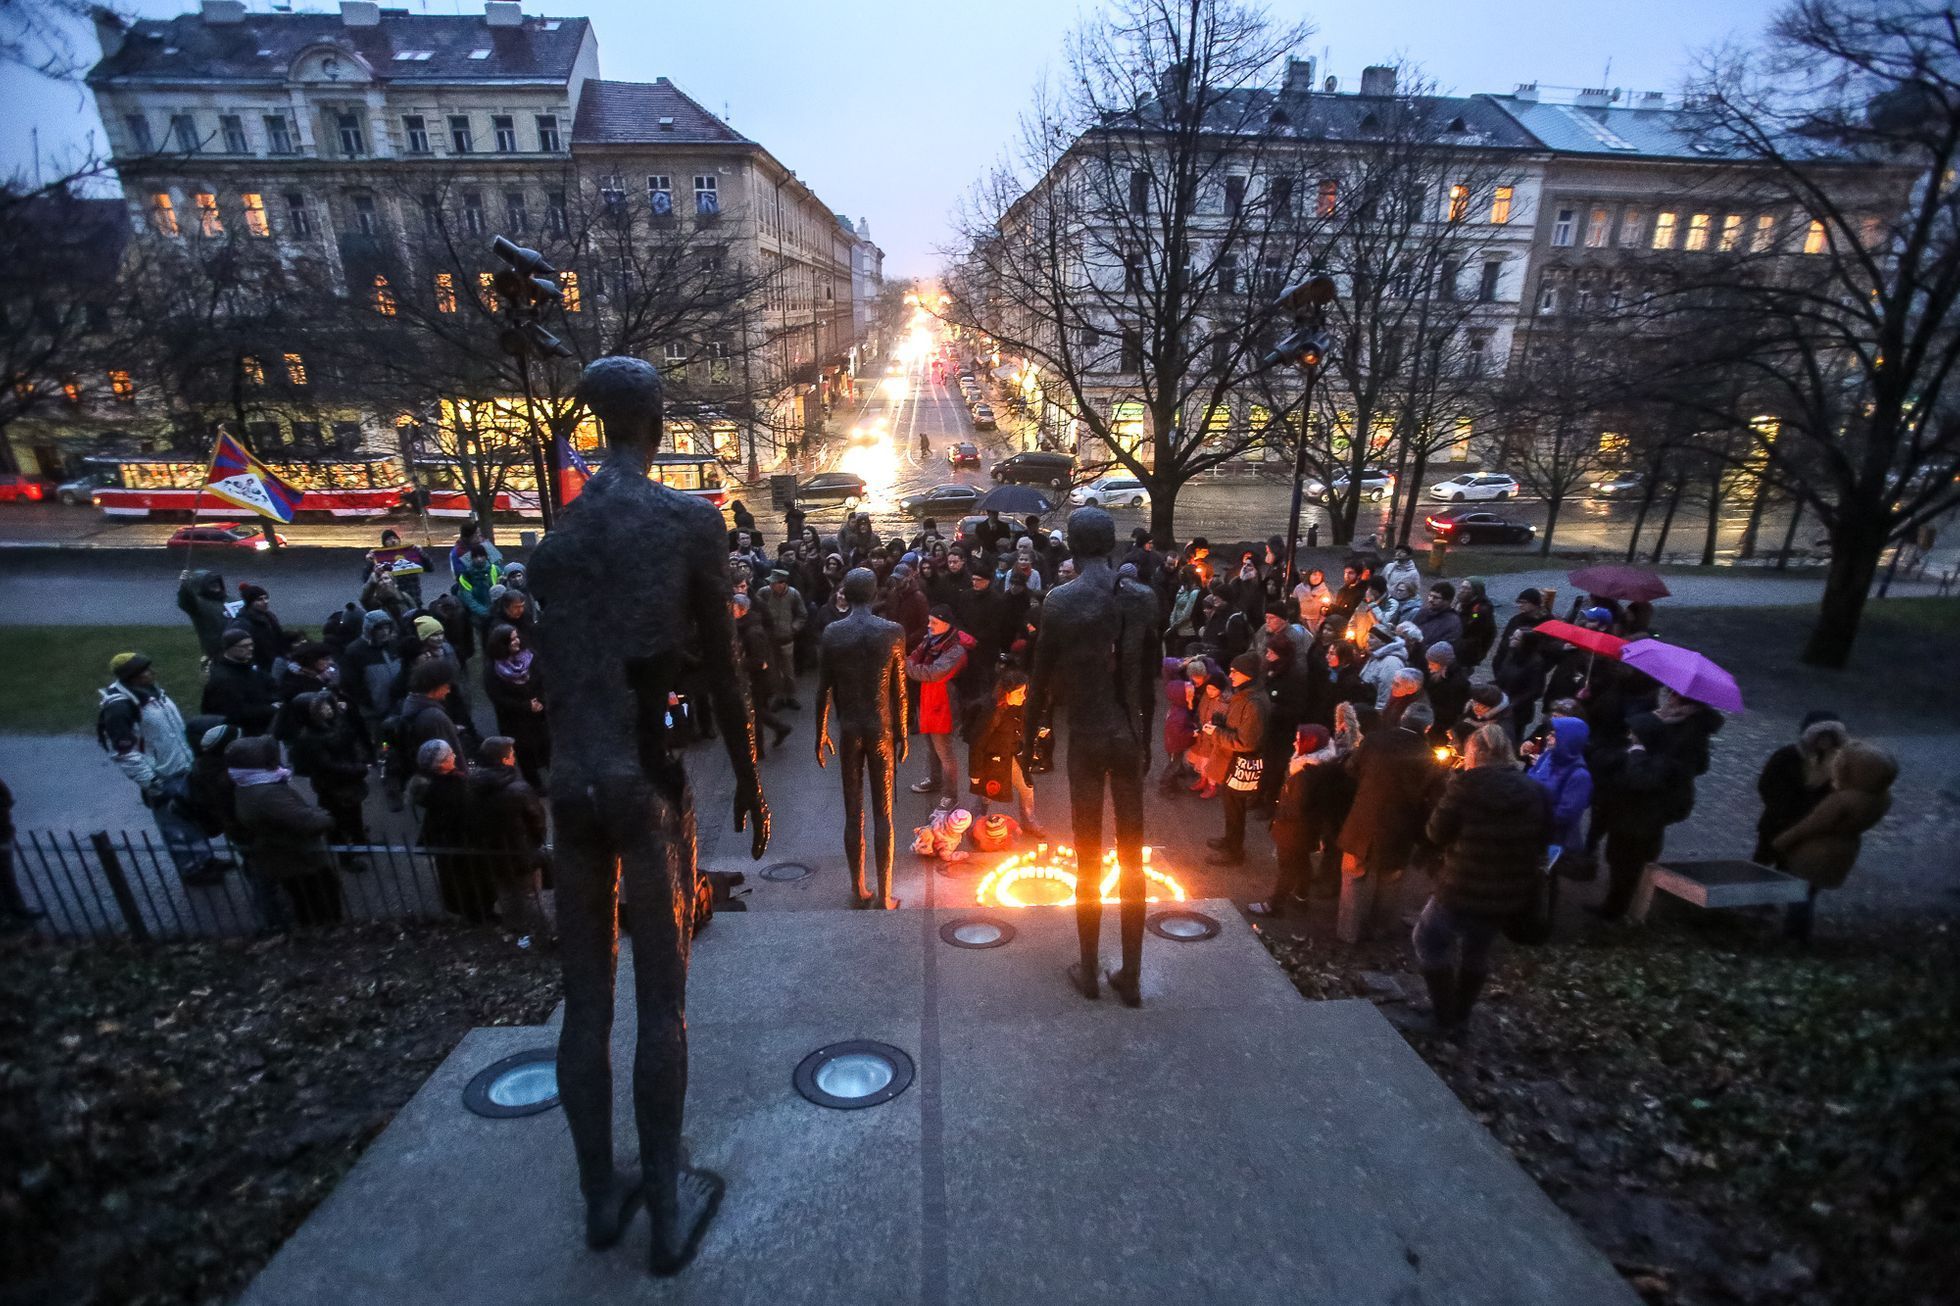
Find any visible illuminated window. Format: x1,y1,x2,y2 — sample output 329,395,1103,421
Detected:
1551,207,1575,246
1684,213,1711,251
284,353,308,386
1317,178,1337,217
434,272,457,313
560,270,580,312
242,193,269,237
1651,211,1677,249
149,193,179,236
1618,207,1643,246
1803,220,1827,254
1751,214,1776,252
109,369,135,401
62,377,81,404
242,355,265,385
372,274,397,316
1719,213,1743,252
1585,207,1609,247
478,272,498,311
1489,185,1512,224
195,192,223,237
1447,184,1470,223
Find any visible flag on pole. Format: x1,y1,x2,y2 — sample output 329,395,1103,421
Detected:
204,432,302,522
555,436,592,506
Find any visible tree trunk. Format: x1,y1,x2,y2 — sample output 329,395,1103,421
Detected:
1649,479,1684,565
1148,483,1179,540
1736,473,1770,560
1698,472,1724,567
1801,516,1886,669
1539,493,1562,556
1396,455,1431,547
1774,496,1804,571
1625,472,1661,563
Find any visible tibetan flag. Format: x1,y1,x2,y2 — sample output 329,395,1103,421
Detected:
204,432,302,522
555,436,592,506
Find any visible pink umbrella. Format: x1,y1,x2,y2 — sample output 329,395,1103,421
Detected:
1567,564,1671,602
1619,639,1745,713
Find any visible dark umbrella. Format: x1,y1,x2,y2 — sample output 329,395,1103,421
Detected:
1567,564,1671,602
977,485,1055,516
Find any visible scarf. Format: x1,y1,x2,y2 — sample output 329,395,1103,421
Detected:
228,766,291,786
494,648,535,682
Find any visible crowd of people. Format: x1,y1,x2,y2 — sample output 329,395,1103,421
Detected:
64,506,1902,993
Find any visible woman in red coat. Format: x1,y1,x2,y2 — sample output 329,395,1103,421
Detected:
907,606,973,797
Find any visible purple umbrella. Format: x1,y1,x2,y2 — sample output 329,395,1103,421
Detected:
1619,639,1744,713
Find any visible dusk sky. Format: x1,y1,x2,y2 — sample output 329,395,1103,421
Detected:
4,0,1786,275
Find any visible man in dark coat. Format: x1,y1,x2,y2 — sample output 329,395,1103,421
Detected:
467,736,551,943
1491,588,1548,677
398,660,464,768
201,628,280,735
1336,698,1441,942
235,583,296,673
1423,643,1472,746
287,691,372,849
175,570,229,661
1453,580,1498,669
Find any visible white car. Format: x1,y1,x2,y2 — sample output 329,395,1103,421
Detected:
1303,470,1394,503
1069,475,1151,509
1429,472,1520,502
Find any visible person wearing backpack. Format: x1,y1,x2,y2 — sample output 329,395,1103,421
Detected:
98,652,226,887
1590,714,1694,921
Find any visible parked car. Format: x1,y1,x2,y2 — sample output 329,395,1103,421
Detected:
947,441,982,469
0,473,53,504
1069,475,1151,509
54,470,113,505
993,450,1075,489
955,514,1035,548
794,471,868,509
899,483,983,517
165,521,289,550
1303,470,1394,503
1423,509,1535,546
1590,471,1645,500
1428,472,1520,502
969,404,997,431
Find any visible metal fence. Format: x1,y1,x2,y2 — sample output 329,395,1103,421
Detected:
7,829,528,943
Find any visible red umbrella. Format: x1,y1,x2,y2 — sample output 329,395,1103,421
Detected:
1531,619,1626,658
1567,564,1671,602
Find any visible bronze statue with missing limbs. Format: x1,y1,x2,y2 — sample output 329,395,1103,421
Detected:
527,356,770,1275
1022,505,1161,1006
814,566,910,909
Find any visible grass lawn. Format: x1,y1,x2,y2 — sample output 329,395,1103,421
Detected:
0,626,205,735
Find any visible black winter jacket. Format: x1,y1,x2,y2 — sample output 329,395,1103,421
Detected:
1424,766,1552,917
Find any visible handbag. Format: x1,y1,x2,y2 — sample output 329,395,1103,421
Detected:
1226,752,1264,792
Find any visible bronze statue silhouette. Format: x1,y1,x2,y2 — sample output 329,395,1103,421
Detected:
815,567,908,908
527,356,769,1275
1022,506,1160,1006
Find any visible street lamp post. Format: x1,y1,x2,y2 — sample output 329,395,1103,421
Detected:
1267,275,1339,592
490,235,573,532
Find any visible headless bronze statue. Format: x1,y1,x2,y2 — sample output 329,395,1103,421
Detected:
1022,506,1160,1006
814,567,908,908
528,356,769,1275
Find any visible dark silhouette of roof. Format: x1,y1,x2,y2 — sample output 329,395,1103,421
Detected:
572,79,753,147
89,12,590,85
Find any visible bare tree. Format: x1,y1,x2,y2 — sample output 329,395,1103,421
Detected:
943,0,1324,536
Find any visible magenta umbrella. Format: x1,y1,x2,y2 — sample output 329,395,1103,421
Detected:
1619,639,1744,713
1567,564,1671,602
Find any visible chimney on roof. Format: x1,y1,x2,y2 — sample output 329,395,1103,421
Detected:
1575,87,1617,108
484,1,523,27
1157,58,1190,106
92,5,128,58
1513,82,1539,103
1359,65,1396,97
201,0,247,24
340,1,380,28
1282,56,1316,96
1633,91,1667,111
858,217,870,239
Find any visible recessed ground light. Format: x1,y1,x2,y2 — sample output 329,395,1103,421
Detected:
760,861,813,883
462,1048,560,1117
793,1040,914,1110
1147,909,1220,942
938,917,1016,949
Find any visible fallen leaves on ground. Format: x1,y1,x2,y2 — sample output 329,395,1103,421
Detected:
0,923,560,1306
1262,915,1960,1306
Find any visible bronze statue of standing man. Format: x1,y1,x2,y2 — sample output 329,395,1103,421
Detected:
1022,506,1160,1005
815,566,909,908
528,356,769,1275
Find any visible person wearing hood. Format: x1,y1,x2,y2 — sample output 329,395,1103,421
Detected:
467,736,552,947
1526,713,1594,851
1359,622,1413,710
1417,723,1554,1031
200,628,280,735
1336,697,1439,943
1164,568,1206,655
1754,711,1849,864
175,570,230,662
1589,714,1693,921
99,652,225,886
182,715,241,846
1453,579,1497,669
226,734,342,927
287,690,372,855
1380,545,1422,598
341,611,403,726
906,605,973,795
483,624,550,786
1772,740,1897,941
273,641,341,743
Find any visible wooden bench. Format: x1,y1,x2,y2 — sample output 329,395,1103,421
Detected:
1628,858,1811,924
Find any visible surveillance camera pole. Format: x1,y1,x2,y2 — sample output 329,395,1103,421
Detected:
1269,274,1338,593
491,234,572,532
